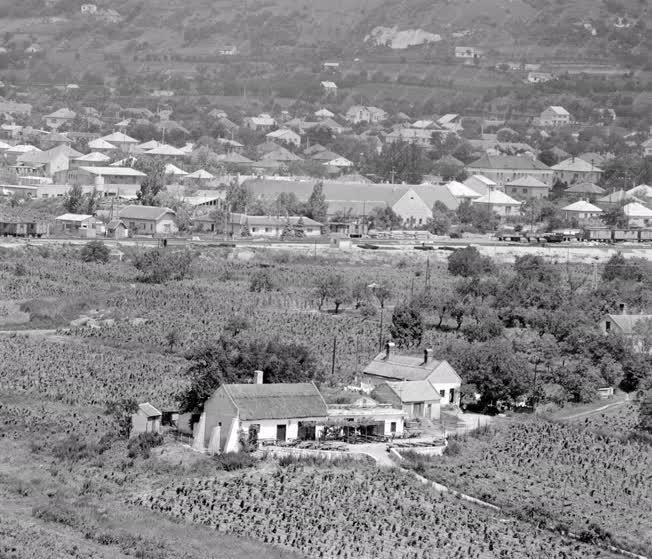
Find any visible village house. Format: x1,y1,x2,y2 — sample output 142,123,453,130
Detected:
385,127,438,149
70,152,111,169
97,132,139,153
118,205,178,235
315,108,335,119
552,157,603,184
504,175,551,199
130,403,162,435
44,108,76,130
455,46,483,61
467,155,553,186
527,72,554,84
244,114,277,131
539,106,571,127
15,146,75,178
0,101,32,116
226,213,322,238
564,182,606,201
472,189,522,217
219,45,238,56
196,380,329,453
345,105,387,124
561,200,603,222
65,166,146,197
623,202,652,227
445,180,482,201
437,114,463,133
464,174,499,195
54,213,104,237
601,312,652,352
372,380,441,420
362,345,461,408
320,81,338,95
266,128,301,148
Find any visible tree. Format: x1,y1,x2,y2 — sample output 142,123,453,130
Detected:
389,303,423,348
367,140,427,184
314,273,351,313
602,253,646,282
428,205,452,235
84,187,101,215
447,246,495,277
80,240,109,263
63,183,84,213
180,336,320,412
225,179,253,213
305,181,328,223
250,269,274,292
135,158,166,206
368,206,402,231
513,254,560,284
133,249,194,283
601,205,628,228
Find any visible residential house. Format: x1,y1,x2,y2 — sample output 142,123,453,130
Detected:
564,182,606,201
65,166,146,196
321,81,338,95
472,189,522,217
3,144,41,165
326,399,406,438
372,380,441,420
552,157,603,184
455,46,483,60
362,345,462,407
266,128,301,148
244,114,276,131
15,146,73,177
0,101,32,116
345,105,387,124
226,214,322,238
130,403,162,435
322,62,340,71
219,45,237,56
561,200,603,222
145,144,187,158
467,155,553,186
40,132,73,150
106,218,128,239
539,106,571,127
600,313,652,352
196,381,329,453
385,127,438,149
54,213,103,237
97,132,139,153
87,138,118,152
528,72,554,83
626,184,652,205
118,205,178,235
464,174,499,195
437,114,463,132
445,180,482,201
623,202,652,227
44,108,76,130
504,175,551,199
311,150,353,168
315,108,335,119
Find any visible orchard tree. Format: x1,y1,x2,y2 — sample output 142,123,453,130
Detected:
63,183,84,213
135,158,166,206
447,246,495,277
80,240,110,263
305,181,328,223
389,303,423,348
602,253,646,282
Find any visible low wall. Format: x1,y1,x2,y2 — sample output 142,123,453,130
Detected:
263,446,373,463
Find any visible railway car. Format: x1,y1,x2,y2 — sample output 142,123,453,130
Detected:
583,228,612,242
638,229,652,242
612,228,639,242
0,220,50,237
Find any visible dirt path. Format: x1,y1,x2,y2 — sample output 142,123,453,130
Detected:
557,393,630,421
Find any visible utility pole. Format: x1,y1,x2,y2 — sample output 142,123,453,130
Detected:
331,336,337,377
378,307,384,352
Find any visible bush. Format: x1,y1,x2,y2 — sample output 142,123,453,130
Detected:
250,269,274,292
133,249,193,283
80,240,110,264
52,435,101,462
213,451,255,471
447,246,495,277
127,432,163,459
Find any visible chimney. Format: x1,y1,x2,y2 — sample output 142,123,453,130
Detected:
385,342,395,359
619,303,626,315
254,370,264,384
423,348,433,365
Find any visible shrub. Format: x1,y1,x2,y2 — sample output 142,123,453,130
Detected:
127,432,163,459
133,249,193,283
80,240,110,264
447,246,495,277
214,451,255,471
52,435,101,462
32,501,78,527
250,269,274,292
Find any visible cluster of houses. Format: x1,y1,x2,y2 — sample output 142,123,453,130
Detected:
0,98,651,237
166,344,462,453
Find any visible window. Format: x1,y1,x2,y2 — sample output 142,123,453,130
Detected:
605,321,611,331
522,188,528,194
251,227,257,232
439,389,445,398
390,422,396,434
265,227,271,232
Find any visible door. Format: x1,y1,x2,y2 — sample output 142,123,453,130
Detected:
413,402,424,417
276,424,287,442
449,389,455,404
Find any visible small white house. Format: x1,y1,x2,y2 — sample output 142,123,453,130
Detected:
472,189,522,217
227,213,322,238
539,106,571,127
266,128,301,148
623,202,652,227
561,200,603,221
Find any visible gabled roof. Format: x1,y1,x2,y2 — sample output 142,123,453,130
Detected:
363,352,461,383
605,314,652,335
184,169,214,179
465,174,497,186
88,138,118,150
55,213,94,221
222,382,328,420
445,180,482,199
545,106,570,116
146,144,186,156
267,128,300,139
564,182,605,195
74,151,111,162
6,144,40,154
137,140,162,150
45,108,76,119
79,166,146,177
164,163,188,176
215,152,253,164
100,132,138,144
504,175,549,188
230,213,322,227
623,202,652,218
385,380,441,403
118,205,175,220
552,157,602,173
562,200,603,213
468,154,550,171
473,190,522,205
260,147,302,162
138,402,161,417
626,184,652,200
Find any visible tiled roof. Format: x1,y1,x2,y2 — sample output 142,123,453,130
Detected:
385,380,441,403
118,205,175,221
468,155,550,171
223,382,328,420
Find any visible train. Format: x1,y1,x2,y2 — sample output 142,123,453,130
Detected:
496,228,652,244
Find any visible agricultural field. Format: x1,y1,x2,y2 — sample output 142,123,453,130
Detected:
404,418,652,556
130,464,622,559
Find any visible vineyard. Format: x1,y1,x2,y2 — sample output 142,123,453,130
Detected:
406,418,652,555
130,464,622,559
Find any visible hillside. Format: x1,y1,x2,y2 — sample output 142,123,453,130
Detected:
0,0,649,74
